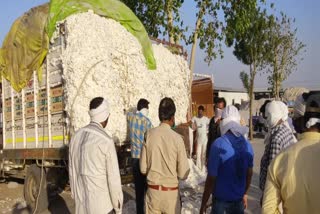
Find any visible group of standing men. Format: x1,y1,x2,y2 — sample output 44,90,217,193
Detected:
261,93,320,214
191,98,227,170
68,92,320,214
69,97,190,214
199,94,320,214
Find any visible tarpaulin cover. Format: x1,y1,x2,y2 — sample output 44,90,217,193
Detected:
0,4,49,92
0,0,156,92
47,0,156,70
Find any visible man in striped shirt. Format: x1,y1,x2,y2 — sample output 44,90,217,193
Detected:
127,99,153,214
259,101,296,201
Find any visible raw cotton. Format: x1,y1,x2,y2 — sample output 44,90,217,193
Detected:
57,11,191,143
180,159,209,214
122,160,208,213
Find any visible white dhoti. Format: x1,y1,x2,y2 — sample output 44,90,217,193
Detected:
196,137,207,170
189,127,194,157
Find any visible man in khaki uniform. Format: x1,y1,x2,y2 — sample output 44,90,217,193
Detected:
140,97,190,214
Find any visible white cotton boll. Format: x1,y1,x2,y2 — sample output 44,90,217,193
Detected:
58,12,191,143
179,159,208,213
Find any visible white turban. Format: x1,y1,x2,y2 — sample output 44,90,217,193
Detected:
279,101,289,122
306,118,320,128
305,93,320,128
265,101,288,128
220,105,249,137
89,98,110,123
293,95,306,118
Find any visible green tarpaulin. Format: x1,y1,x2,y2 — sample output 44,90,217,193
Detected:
0,0,156,92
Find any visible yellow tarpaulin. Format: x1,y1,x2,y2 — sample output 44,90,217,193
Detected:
0,4,49,92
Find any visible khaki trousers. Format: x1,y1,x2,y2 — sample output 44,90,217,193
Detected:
145,188,181,214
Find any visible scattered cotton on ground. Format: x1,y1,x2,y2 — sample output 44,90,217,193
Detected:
180,159,210,213
57,11,190,143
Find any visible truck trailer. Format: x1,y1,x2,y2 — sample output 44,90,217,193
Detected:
0,2,192,212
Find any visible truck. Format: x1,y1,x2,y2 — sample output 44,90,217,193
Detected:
0,21,136,211
191,73,214,118
0,3,192,213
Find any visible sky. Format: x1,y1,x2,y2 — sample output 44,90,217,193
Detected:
1,0,319,90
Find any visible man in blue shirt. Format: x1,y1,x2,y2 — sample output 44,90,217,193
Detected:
200,105,254,214
127,99,153,214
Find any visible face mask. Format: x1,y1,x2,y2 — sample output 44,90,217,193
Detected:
172,117,176,128
140,108,149,117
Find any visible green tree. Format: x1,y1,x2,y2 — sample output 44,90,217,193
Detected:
121,0,269,120
188,0,220,72
240,71,250,94
227,7,271,139
266,13,305,100
120,0,185,44
121,0,263,71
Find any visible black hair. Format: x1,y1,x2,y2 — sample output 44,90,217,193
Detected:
198,105,205,111
158,97,176,121
206,117,220,160
137,98,150,111
89,97,104,110
234,103,241,111
260,100,271,118
217,97,227,107
304,93,320,129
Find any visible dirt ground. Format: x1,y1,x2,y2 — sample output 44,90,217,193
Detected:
0,138,264,214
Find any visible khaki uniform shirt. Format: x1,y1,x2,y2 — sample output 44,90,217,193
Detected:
140,123,190,187
262,132,320,214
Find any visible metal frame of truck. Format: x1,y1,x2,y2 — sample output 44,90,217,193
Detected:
0,24,132,212
0,22,193,213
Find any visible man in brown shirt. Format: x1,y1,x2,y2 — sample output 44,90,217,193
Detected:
140,97,190,214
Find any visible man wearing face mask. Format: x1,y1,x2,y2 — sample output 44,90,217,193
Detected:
69,97,123,214
127,98,153,214
140,97,190,214
262,93,320,214
259,101,296,201
200,105,253,214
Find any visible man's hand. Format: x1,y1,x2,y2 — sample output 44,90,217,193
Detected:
243,194,248,209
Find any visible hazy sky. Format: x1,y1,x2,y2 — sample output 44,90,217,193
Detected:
1,0,319,89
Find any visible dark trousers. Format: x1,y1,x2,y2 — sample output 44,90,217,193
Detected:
132,158,147,214
212,199,244,214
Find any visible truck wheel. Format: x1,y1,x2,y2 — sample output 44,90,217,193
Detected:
24,165,49,213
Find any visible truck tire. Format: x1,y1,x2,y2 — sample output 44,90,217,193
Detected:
24,165,49,213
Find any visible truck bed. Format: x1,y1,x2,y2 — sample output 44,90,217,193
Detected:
2,31,67,151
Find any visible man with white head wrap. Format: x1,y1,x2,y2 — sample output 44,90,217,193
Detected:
69,97,123,214
200,105,254,214
259,101,296,198
262,92,320,214
293,94,307,118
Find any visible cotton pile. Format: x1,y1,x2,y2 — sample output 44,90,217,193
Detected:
53,11,190,143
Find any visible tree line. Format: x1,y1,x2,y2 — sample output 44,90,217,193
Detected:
120,0,305,139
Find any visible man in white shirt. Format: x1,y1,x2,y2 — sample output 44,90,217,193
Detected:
69,97,123,214
192,105,210,170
